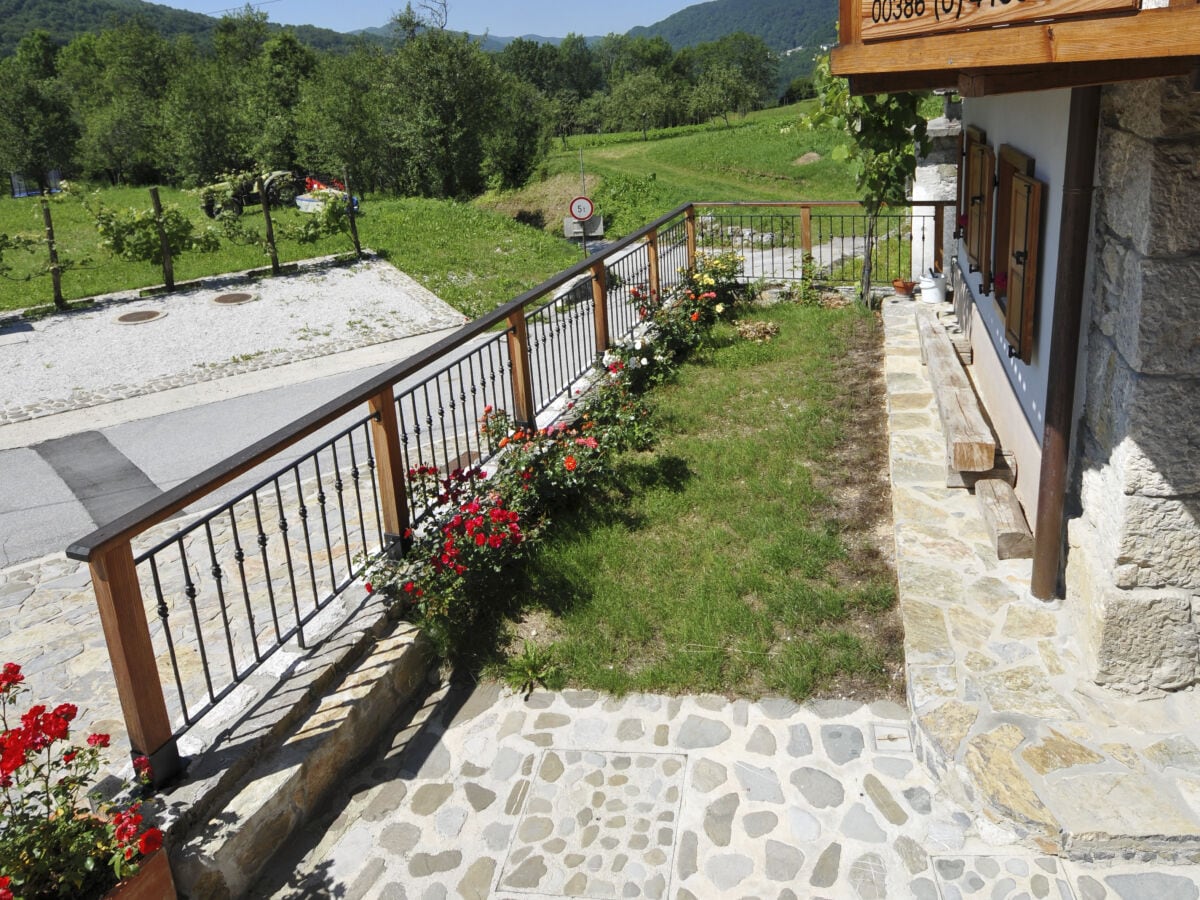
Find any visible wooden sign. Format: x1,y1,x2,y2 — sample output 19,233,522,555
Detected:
861,0,1138,42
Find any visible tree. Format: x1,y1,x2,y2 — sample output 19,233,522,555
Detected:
694,33,777,107
382,29,503,198
689,64,757,126
0,33,78,189
556,34,601,99
296,47,388,190
483,74,551,190
248,30,316,170
58,23,175,184
607,71,678,139
158,50,254,184
806,55,929,304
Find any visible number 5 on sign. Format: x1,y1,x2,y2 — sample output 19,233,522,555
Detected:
570,196,594,221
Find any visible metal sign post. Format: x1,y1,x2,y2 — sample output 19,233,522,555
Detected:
570,195,595,259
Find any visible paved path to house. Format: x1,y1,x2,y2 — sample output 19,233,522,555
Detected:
249,682,1200,899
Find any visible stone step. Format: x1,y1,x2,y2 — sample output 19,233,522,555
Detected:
159,594,431,898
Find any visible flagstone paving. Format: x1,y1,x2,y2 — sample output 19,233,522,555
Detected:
250,683,1200,898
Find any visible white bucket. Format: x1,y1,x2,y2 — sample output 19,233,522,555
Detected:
919,273,947,304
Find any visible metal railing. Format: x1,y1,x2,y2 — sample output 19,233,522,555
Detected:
66,200,949,778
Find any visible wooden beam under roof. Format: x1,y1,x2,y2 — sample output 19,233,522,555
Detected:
848,55,1200,96
832,5,1200,79
957,57,1200,97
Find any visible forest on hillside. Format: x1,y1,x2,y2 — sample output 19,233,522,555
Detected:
0,7,785,197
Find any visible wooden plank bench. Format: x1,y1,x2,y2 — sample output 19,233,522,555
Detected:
915,307,996,472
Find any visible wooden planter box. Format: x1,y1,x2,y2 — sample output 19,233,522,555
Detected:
104,850,175,900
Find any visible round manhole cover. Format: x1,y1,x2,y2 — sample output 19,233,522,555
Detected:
212,292,255,306
116,310,166,325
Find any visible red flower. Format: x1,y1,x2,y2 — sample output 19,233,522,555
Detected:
139,827,164,856
0,662,23,690
403,581,416,594
1,874,12,900
364,581,374,594
133,755,153,783
690,311,700,322
52,703,77,721
564,456,578,472
63,750,77,764
88,733,111,748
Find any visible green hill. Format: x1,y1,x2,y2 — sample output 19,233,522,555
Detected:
628,0,837,53
0,0,381,56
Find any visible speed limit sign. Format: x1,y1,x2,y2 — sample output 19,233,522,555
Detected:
569,196,594,221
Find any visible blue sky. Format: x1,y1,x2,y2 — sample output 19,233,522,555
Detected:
174,0,701,36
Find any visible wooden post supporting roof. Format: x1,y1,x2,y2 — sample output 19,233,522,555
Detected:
1031,86,1102,599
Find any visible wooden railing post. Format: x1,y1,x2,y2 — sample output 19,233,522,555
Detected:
591,261,610,353
646,228,660,300
801,205,813,258
933,203,946,273
685,206,698,271
89,542,181,785
506,310,536,428
368,388,409,553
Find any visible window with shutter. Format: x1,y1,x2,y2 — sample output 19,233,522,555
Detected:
960,126,984,243
1004,172,1044,364
994,145,1036,312
967,141,996,290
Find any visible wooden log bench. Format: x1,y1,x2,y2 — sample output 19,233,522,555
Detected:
915,307,1034,559
915,307,996,472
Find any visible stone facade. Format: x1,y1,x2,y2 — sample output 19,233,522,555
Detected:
1067,76,1200,693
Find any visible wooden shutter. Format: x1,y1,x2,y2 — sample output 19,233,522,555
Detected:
1004,172,1044,364
994,145,1036,307
960,126,985,243
967,141,995,290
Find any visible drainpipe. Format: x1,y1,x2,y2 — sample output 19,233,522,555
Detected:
1030,85,1102,600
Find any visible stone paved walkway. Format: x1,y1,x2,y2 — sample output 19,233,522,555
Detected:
250,683,1200,898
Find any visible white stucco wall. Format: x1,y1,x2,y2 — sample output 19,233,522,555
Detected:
958,89,1073,445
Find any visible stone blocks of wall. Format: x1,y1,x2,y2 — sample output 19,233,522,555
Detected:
1069,76,1200,693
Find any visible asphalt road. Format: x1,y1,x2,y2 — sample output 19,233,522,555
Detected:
0,331,458,570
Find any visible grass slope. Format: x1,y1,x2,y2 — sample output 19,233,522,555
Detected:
481,102,859,238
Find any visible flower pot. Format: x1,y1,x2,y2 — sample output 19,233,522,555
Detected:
892,278,917,297
103,850,175,900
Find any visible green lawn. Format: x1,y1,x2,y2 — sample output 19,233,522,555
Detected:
488,302,902,702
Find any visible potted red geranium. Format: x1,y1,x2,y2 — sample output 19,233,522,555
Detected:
0,663,173,899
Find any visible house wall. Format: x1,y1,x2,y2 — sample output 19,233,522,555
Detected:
1065,77,1200,693
954,90,1073,518
954,79,1200,694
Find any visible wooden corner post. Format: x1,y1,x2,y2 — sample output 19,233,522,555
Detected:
685,206,698,271
591,261,610,353
801,205,813,258
506,311,536,428
368,388,410,553
89,542,181,784
646,229,661,300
